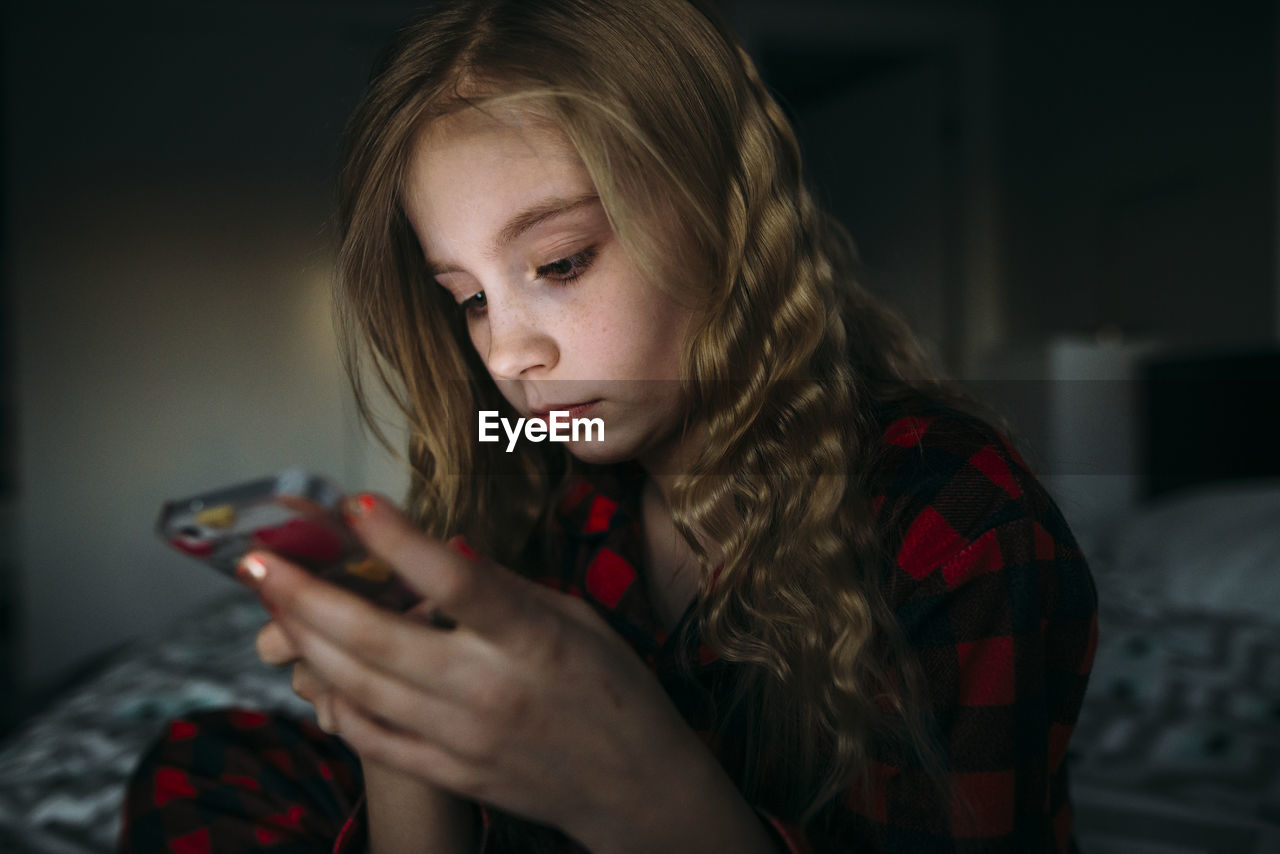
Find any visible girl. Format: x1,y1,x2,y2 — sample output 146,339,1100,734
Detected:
121,0,1098,852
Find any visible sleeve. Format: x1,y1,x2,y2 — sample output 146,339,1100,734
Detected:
330,794,368,854
764,430,1099,853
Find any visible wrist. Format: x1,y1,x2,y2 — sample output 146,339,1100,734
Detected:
568,731,782,854
363,758,479,854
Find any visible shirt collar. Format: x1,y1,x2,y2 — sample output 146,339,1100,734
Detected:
552,460,689,654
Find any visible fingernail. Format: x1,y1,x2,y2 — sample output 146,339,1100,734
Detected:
236,554,268,588
448,534,478,561
343,493,376,524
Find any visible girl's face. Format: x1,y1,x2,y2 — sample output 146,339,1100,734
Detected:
402,108,699,469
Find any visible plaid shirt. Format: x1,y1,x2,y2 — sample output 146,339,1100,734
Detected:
121,404,1098,854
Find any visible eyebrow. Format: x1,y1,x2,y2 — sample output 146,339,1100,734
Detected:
425,191,602,276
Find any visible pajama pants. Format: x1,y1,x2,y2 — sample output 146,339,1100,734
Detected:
118,708,364,854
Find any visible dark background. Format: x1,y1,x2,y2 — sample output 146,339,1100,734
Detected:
2,0,1276,734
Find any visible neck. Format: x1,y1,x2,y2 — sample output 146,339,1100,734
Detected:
635,421,724,572
635,418,704,508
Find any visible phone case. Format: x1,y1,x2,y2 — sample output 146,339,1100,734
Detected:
156,468,422,613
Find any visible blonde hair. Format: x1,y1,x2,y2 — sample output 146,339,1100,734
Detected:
336,0,1006,833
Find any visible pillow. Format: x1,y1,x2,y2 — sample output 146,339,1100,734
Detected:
1100,480,1280,619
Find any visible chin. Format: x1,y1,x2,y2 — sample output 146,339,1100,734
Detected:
564,438,635,466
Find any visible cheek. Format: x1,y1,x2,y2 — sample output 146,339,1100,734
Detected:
469,325,490,358
490,378,526,416
585,328,680,384
635,311,693,378
457,316,494,369
601,293,689,372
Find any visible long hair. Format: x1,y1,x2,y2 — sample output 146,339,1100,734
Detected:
335,0,1008,834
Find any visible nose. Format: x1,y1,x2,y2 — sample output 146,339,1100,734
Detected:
482,299,557,380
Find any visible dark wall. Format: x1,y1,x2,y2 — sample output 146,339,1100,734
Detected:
1,0,422,726
1001,0,1276,348
5,2,395,217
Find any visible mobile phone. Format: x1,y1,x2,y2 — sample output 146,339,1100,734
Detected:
156,468,423,613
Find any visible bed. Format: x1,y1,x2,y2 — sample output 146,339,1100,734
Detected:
1064,348,1280,853
1,350,1277,853
0,590,309,853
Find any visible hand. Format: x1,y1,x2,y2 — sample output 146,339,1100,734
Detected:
255,596,443,734
254,620,337,729
256,605,479,854
237,493,721,850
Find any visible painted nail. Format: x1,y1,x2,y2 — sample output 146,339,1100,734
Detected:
448,534,479,562
343,493,376,523
236,554,267,588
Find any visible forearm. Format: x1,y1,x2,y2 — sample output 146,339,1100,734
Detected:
363,758,480,854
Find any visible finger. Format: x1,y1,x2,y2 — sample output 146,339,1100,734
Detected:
327,692,477,794
340,493,525,635
255,620,299,666
274,608,478,750
290,661,337,733
290,659,326,702
242,550,479,697
313,691,337,734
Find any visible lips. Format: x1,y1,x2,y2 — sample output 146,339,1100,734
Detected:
530,400,600,420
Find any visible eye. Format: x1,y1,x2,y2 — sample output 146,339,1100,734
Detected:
536,248,597,282
459,290,487,318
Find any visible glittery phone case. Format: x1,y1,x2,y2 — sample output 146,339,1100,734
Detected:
156,468,422,612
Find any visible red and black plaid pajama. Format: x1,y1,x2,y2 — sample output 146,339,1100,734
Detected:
119,708,365,854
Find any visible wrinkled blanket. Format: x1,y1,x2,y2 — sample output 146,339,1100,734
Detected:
0,591,309,854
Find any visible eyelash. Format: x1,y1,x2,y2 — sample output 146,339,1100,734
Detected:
457,247,598,319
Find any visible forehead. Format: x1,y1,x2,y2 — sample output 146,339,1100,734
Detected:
400,105,603,271
405,105,586,194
